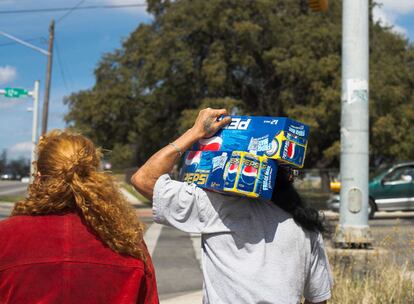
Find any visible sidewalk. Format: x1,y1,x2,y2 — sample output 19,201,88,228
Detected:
0,202,14,213
160,291,202,304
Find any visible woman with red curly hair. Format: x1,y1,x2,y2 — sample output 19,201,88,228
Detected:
0,130,158,304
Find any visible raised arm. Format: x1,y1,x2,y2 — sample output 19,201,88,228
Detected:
131,108,231,200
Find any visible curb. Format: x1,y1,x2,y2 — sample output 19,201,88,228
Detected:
321,210,414,220
120,187,143,206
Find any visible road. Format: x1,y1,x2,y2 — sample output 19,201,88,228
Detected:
0,180,28,196
0,201,413,302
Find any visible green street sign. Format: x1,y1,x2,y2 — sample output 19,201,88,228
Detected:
4,87,29,98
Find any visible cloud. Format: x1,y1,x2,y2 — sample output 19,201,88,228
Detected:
0,65,17,84
0,0,14,4
373,1,414,36
375,1,414,14
7,141,33,160
8,141,33,153
0,99,24,109
107,0,150,16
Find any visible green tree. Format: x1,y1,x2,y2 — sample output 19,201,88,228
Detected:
370,24,414,164
7,157,30,178
0,150,7,173
65,0,414,179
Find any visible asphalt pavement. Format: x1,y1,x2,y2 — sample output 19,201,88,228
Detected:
1,195,414,303
0,180,28,196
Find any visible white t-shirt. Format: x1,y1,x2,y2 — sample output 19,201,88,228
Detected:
153,174,333,304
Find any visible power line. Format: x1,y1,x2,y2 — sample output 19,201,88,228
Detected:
56,0,86,23
54,38,69,91
0,4,147,15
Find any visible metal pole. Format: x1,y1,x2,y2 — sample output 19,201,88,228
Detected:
30,81,40,183
41,19,55,135
0,30,50,56
335,0,371,247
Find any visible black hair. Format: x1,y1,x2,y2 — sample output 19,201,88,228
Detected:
271,166,325,233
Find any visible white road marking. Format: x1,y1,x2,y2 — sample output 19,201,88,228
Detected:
0,186,27,196
190,233,202,270
144,222,163,256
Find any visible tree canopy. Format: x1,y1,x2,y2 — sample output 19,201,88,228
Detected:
65,0,414,170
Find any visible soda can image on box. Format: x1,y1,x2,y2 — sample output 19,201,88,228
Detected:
193,116,309,168
181,150,278,200
236,154,260,194
223,152,241,190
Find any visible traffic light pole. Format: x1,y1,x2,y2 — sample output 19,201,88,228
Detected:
29,81,40,182
0,82,40,182
335,0,372,247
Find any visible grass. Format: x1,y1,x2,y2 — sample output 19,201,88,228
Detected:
107,171,151,205
0,195,24,203
112,173,126,183
122,182,151,205
327,223,414,303
330,258,414,303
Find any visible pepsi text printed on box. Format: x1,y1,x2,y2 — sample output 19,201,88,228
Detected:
180,150,278,200
193,116,309,168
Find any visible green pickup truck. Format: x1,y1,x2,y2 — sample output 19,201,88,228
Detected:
326,162,414,218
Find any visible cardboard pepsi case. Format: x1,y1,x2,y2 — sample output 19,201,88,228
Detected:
180,150,278,200
192,116,309,168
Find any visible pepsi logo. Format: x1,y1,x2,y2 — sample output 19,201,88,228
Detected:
228,162,239,174
199,136,223,151
240,165,257,185
185,151,202,166
242,165,258,177
287,142,295,158
225,162,239,183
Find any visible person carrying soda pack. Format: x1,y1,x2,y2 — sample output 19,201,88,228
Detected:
132,108,333,304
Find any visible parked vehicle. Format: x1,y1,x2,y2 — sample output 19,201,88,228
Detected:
1,173,14,180
20,176,30,183
326,162,414,218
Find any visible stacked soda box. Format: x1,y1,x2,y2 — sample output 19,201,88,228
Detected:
180,116,309,199
193,116,310,167
181,151,277,199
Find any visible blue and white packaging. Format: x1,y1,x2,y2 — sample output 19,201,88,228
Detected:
180,150,278,200
192,116,309,168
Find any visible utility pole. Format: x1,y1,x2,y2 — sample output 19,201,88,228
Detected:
41,19,55,135
0,23,54,135
335,0,371,247
29,81,40,182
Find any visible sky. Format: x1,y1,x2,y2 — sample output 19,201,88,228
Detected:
0,0,151,160
0,0,414,161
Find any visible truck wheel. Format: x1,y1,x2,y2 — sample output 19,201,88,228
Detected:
368,198,376,219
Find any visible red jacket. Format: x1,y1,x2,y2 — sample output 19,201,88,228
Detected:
0,213,158,304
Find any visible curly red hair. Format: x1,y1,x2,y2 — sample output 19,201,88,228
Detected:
13,130,147,261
